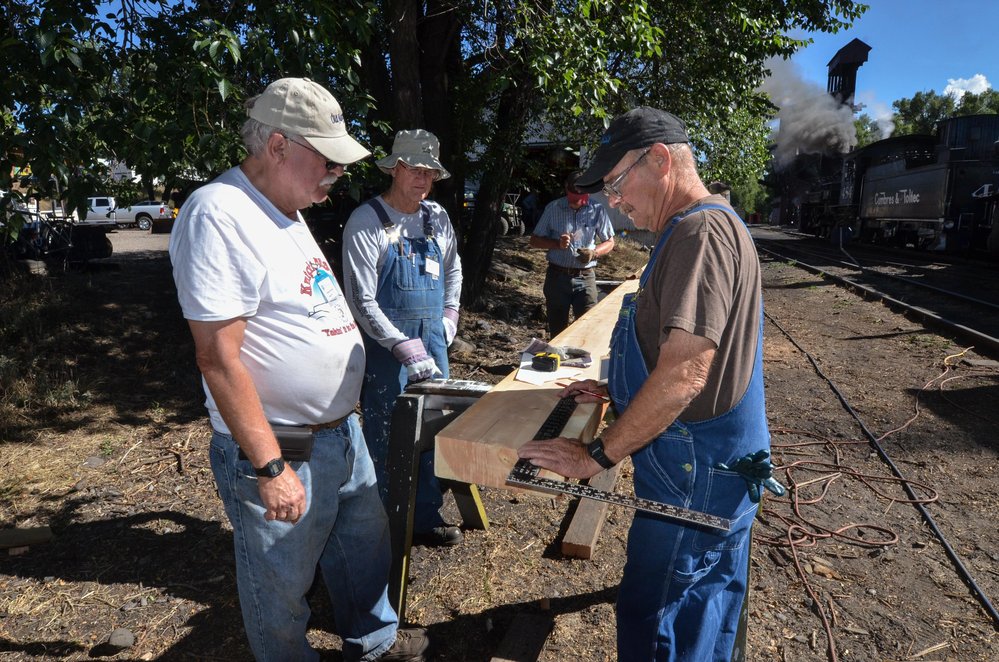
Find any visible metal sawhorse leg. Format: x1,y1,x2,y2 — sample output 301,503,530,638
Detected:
384,380,492,622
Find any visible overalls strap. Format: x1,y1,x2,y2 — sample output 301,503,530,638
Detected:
641,202,741,289
367,198,433,237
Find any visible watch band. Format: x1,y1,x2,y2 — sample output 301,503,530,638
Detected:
586,437,615,470
254,457,285,478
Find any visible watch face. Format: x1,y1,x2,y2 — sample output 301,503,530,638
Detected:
256,458,285,478
587,439,613,468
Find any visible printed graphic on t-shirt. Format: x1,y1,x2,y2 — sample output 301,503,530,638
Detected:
300,256,357,336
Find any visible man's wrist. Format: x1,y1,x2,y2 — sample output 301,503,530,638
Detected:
254,457,285,478
392,338,428,365
586,437,616,469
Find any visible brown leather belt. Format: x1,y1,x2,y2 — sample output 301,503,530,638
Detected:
547,263,593,277
308,413,351,432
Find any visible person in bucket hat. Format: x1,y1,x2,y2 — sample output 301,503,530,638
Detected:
342,129,464,548
519,107,775,661
169,78,428,662
375,128,451,179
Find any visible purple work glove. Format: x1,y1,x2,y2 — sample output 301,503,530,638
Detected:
392,338,443,383
443,308,459,346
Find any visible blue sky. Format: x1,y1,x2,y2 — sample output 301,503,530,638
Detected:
787,0,997,122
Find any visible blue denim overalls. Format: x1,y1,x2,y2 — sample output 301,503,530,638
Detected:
608,204,769,661
360,198,449,532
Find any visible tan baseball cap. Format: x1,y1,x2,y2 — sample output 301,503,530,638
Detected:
247,78,371,165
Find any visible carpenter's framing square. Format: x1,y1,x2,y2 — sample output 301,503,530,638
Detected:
506,396,731,532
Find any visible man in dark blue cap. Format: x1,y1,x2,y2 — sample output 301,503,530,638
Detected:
518,107,776,661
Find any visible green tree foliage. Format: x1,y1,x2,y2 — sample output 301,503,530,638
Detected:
955,89,999,115
1,0,868,302
854,113,883,147
891,88,998,137
891,91,957,136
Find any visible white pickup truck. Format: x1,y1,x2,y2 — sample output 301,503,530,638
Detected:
86,196,172,230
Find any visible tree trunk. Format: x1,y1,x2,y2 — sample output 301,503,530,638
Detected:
419,0,463,224
386,0,423,128
460,70,535,308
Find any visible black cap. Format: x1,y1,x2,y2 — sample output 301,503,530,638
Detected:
576,107,690,192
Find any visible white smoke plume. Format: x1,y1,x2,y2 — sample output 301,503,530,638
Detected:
855,91,895,139
760,57,858,168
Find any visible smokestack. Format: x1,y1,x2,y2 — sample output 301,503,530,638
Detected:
760,56,859,168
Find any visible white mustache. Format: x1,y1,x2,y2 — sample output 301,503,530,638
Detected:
320,175,339,187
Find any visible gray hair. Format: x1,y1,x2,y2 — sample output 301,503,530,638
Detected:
241,116,283,156
241,94,303,156
665,142,700,179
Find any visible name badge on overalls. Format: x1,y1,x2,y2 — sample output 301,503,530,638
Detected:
425,257,440,279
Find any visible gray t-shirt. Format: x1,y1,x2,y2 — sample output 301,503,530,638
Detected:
634,195,761,422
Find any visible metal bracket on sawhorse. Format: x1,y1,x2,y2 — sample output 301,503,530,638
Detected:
384,379,492,622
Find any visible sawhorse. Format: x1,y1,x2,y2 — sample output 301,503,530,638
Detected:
384,379,492,622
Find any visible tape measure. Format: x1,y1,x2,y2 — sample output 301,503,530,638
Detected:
531,352,561,372
507,396,731,531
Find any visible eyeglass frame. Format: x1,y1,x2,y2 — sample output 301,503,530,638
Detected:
602,146,652,200
281,134,347,172
395,159,442,181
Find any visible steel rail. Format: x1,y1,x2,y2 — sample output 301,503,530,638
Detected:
755,238,999,314
764,311,999,631
756,243,999,358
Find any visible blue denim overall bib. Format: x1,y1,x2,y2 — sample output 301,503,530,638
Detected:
608,204,769,661
361,199,449,531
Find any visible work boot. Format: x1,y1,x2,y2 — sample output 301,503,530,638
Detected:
412,524,463,547
378,627,430,661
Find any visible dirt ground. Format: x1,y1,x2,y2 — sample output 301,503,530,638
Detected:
1,227,997,661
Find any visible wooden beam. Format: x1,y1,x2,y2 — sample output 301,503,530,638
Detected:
435,278,639,489
489,611,554,662
0,526,53,550
561,463,622,559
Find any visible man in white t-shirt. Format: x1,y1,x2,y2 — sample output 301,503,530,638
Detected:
169,78,428,662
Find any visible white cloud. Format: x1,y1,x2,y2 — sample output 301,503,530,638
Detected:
944,74,991,100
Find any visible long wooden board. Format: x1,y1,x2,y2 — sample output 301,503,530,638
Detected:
435,276,640,489
561,463,621,559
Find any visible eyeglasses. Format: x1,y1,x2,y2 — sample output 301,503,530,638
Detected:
602,147,651,199
283,135,346,172
397,160,440,181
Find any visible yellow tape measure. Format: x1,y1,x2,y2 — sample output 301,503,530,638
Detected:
531,352,561,372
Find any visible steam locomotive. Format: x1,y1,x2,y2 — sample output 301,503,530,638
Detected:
770,39,999,255
791,113,999,254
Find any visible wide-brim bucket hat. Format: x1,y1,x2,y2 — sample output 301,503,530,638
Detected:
375,129,451,180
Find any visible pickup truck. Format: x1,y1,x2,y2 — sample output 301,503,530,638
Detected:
86,196,172,231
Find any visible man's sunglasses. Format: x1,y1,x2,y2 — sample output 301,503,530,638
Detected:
283,135,347,172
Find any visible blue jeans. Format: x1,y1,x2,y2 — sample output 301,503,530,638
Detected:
617,449,756,661
209,414,399,662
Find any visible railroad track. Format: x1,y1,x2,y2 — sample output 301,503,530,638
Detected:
752,228,999,357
